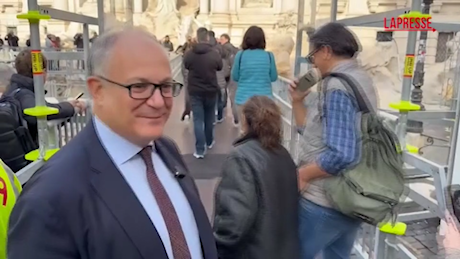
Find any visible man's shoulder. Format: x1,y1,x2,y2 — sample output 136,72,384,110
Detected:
25,141,91,196
157,136,182,157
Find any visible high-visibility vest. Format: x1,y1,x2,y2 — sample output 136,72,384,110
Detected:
0,160,22,259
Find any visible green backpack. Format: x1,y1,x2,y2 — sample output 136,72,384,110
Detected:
322,72,407,226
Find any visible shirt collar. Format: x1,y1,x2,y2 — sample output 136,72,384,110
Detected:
93,116,154,166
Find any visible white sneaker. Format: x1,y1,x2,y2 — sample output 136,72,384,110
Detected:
207,140,216,149
193,152,204,159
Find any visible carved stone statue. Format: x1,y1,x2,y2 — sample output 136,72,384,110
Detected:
154,0,179,15
267,35,295,78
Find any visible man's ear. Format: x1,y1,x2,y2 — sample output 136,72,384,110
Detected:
87,76,103,101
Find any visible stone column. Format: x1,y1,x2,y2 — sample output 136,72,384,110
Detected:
211,0,229,13
22,0,28,12
229,0,237,13
347,0,369,15
281,0,297,12
133,0,143,13
199,0,209,15
52,0,69,11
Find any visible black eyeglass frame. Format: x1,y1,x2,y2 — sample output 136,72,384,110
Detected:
96,75,183,100
305,44,330,64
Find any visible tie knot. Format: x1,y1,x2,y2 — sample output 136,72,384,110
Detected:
139,146,153,164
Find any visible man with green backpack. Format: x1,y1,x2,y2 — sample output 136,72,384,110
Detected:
290,22,406,259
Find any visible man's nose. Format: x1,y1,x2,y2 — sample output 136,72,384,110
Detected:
145,88,165,108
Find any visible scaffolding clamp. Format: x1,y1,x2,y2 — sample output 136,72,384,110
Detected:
379,222,407,236
23,106,59,117
389,101,420,112
16,10,50,24
23,106,60,161
25,149,60,162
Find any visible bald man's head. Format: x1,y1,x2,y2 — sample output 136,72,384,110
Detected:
89,27,165,76
86,26,176,146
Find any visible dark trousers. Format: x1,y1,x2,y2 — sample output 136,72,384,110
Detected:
190,94,216,154
216,88,227,121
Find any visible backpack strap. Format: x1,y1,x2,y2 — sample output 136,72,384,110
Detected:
325,72,370,113
238,50,245,70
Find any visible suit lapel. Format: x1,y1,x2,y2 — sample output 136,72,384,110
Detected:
156,139,217,258
85,121,167,259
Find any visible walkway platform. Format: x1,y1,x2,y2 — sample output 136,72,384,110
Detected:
165,89,239,218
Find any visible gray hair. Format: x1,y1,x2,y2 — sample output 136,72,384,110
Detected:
88,26,159,76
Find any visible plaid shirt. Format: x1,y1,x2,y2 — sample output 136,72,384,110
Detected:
317,89,361,175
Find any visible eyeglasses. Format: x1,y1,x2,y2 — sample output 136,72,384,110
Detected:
305,45,329,64
305,48,320,64
97,75,183,99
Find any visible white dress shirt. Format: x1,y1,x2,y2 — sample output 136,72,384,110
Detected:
94,117,203,259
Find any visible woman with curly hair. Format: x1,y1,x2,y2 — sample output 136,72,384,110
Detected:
213,95,299,258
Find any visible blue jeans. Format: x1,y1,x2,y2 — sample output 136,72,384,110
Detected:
190,94,216,154
299,198,361,259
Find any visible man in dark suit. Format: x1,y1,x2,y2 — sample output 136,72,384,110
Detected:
8,27,217,259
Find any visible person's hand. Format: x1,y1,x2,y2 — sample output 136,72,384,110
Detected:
68,100,87,113
75,100,87,113
442,211,460,250
298,178,308,192
288,78,311,102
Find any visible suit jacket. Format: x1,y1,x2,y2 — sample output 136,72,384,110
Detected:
7,120,217,259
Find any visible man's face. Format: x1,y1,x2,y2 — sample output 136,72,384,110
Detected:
186,36,192,42
220,36,228,44
88,35,173,144
307,45,332,76
165,36,170,42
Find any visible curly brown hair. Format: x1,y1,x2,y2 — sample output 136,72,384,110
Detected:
242,96,283,150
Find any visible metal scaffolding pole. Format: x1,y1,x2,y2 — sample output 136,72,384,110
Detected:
330,0,338,22
83,24,91,78
395,0,422,147
26,0,52,160
407,0,433,133
98,0,105,34
446,47,460,186
294,0,305,77
291,0,306,154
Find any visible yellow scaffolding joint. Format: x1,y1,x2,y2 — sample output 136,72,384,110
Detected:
389,101,420,111
406,144,419,154
16,10,50,23
379,222,407,236
25,148,60,162
23,106,58,117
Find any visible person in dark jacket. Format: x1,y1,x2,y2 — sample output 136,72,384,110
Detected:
180,37,196,121
220,33,239,126
4,32,19,47
213,95,300,259
162,35,174,52
183,27,222,158
4,50,84,144
73,33,84,49
208,30,228,123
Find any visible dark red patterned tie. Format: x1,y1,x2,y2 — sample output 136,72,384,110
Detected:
139,146,192,259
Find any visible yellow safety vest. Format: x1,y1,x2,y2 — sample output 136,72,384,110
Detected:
0,160,22,259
